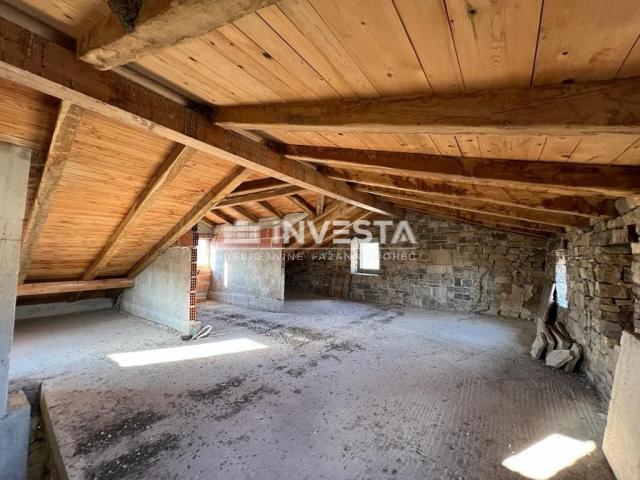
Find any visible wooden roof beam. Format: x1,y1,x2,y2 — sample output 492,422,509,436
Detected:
228,178,289,196
285,145,640,197
17,278,134,296
0,18,401,218
128,167,252,278
361,186,590,228
215,185,303,207
78,0,280,70
315,209,373,248
211,210,238,225
289,201,349,249
230,205,259,223
82,145,194,280
288,194,316,217
324,167,617,219
258,201,284,219
18,101,83,284
214,78,640,136
316,195,325,215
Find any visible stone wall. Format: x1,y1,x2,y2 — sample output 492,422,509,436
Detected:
546,197,640,398
286,213,547,320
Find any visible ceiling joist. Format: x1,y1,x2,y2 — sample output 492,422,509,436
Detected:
0,18,401,218
215,185,303,208
214,78,640,136
284,145,640,197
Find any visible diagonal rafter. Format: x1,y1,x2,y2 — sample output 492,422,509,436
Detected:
128,166,252,278
19,100,83,283
288,194,317,217
82,144,194,280
258,200,284,219
215,185,302,208
230,205,259,223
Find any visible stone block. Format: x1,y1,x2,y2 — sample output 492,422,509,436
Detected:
614,196,640,215
595,265,622,283
595,283,629,299
546,349,573,368
599,320,623,340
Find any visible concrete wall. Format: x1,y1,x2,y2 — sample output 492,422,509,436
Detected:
15,298,114,321
287,213,547,320
120,246,191,334
545,197,640,399
209,248,285,312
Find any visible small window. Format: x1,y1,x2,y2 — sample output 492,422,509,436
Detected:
351,238,380,274
197,238,210,267
555,256,568,308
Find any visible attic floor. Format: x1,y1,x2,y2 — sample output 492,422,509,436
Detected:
10,295,614,479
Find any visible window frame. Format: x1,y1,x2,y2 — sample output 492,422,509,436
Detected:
351,237,381,275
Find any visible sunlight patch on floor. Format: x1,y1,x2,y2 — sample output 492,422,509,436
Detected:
108,338,268,367
502,433,596,480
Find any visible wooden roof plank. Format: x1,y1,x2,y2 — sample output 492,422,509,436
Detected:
17,278,134,296
0,18,401,218
81,144,194,280
128,166,252,278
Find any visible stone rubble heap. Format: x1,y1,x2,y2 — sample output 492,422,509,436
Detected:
531,321,583,372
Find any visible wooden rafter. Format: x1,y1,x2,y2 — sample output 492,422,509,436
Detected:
230,205,259,223
128,167,252,278
316,195,325,215
391,198,564,234
215,185,302,207
316,209,373,248
289,201,348,249
211,210,237,225
325,167,617,218
17,278,134,296
213,78,640,136
285,145,640,197
361,186,590,228
229,178,288,196
0,19,400,217
258,200,284,219
78,0,280,70
18,101,83,284
288,194,316,217
82,144,194,280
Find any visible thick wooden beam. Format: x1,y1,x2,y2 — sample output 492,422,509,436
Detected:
17,278,134,296
18,101,83,284
215,185,303,207
230,205,259,223
362,186,590,228
78,0,280,70
214,78,640,136
258,200,283,219
288,194,316,217
325,167,617,219
128,167,252,278
390,198,564,234
229,178,288,196
82,145,194,280
285,145,640,197
0,19,400,217
316,195,325,215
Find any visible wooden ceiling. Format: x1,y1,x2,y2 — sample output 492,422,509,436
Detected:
1,0,640,289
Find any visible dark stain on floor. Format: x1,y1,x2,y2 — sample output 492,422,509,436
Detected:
83,433,180,480
74,410,166,456
187,377,244,405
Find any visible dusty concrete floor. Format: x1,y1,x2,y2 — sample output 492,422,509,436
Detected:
10,295,614,480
